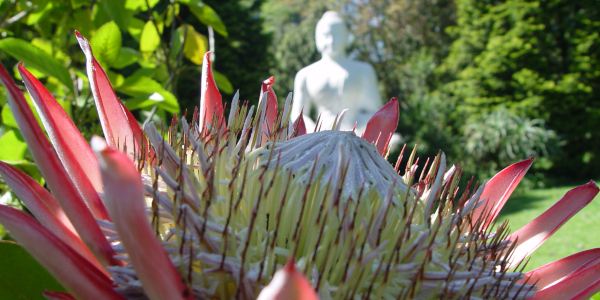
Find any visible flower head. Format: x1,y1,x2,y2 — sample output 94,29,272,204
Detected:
0,32,598,299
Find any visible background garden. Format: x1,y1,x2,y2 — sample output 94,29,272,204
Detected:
0,0,598,298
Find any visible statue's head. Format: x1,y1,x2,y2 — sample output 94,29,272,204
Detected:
315,11,348,58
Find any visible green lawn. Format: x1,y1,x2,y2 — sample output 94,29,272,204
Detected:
496,180,600,271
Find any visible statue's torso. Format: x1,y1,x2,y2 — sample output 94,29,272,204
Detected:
298,58,376,130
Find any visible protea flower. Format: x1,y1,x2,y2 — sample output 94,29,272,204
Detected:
0,32,598,300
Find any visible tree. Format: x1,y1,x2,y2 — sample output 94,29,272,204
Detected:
441,0,600,177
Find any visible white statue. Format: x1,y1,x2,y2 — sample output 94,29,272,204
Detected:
292,11,382,134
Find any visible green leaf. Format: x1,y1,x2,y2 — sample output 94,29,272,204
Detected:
26,1,54,25
0,38,71,88
112,47,139,69
140,21,161,53
125,91,179,113
0,85,6,105
154,90,179,113
179,25,207,65
91,21,122,66
119,73,163,96
99,0,131,29
165,2,180,26
1,105,17,128
214,70,233,94
0,130,27,161
125,0,159,11
70,0,88,9
31,38,69,64
118,74,179,113
0,242,65,299
1,93,44,129
106,71,125,88
70,9,94,34
125,97,162,111
169,26,184,61
127,18,145,41
181,1,228,37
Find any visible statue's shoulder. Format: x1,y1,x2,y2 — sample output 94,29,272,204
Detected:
298,61,322,73
295,61,322,82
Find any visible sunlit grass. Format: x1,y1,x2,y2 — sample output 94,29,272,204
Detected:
497,180,600,271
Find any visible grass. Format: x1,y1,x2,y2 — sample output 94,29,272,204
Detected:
496,180,600,271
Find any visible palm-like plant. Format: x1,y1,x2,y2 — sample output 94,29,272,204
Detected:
0,32,598,299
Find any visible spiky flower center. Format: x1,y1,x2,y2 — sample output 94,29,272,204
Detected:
101,104,534,299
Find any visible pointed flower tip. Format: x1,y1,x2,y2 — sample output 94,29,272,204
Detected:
585,180,599,191
504,157,534,175
499,157,534,176
91,136,122,172
520,157,534,166
74,30,93,60
284,257,296,272
362,97,399,155
203,51,213,63
200,49,224,130
258,259,318,300
471,157,535,230
293,115,307,137
90,136,108,154
263,76,275,86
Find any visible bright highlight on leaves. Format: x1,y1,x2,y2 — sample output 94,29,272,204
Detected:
140,21,160,53
91,21,122,66
181,24,208,65
118,73,179,113
214,70,234,94
0,130,27,162
180,0,228,37
125,0,159,11
111,48,139,69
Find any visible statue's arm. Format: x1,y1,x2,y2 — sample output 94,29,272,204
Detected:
292,70,310,119
291,70,317,131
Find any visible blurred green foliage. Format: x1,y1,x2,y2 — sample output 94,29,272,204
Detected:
0,0,241,217
0,0,232,181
